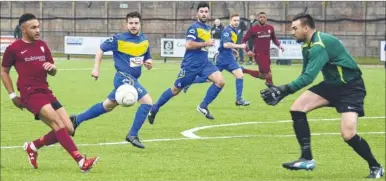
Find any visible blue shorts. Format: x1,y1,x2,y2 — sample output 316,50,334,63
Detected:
107,72,148,101
174,62,218,89
216,55,240,73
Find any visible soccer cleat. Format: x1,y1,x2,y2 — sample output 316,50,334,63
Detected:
69,115,78,136
147,109,158,125
182,85,191,93
282,158,315,171
126,135,145,149
79,156,99,173
196,105,214,120
23,142,38,169
367,166,385,179
235,99,251,106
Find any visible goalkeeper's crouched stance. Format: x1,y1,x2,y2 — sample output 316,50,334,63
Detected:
260,13,384,179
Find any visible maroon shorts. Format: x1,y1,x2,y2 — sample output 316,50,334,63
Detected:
19,86,61,120
254,53,271,74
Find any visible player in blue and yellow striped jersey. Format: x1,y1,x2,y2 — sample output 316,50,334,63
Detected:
183,13,250,106
70,12,152,149
148,2,225,123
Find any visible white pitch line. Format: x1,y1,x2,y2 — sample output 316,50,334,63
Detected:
180,116,386,139
1,131,385,150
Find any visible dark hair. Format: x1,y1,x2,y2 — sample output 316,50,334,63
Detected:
126,11,141,22
197,2,210,11
257,12,266,16
292,12,315,29
19,13,37,25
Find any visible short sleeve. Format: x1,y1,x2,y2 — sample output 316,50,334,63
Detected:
1,46,15,68
100,35,118,52
186,26,198,41
42,42,54,63
221,29,232,43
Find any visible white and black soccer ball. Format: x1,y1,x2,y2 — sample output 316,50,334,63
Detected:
115,84,138,107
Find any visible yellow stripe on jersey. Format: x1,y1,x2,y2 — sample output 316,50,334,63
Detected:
117,40,149,57
337,66,347,83
310,32,325,48
196,28,210,42
231,31,237,44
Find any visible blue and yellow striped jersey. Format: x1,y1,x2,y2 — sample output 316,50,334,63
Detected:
217,25,238,63
100,32,151,79
182,21,211,72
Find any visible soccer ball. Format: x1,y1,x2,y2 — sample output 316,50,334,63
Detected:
115,84,138,107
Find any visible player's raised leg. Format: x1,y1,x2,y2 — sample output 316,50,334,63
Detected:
126,82,152,148
197,70,225,120
241,66,265,79
182,76,209,93
35,104,98,172
282,90,329,171
148,71,196,124
232,68,250,106
71,99,117,130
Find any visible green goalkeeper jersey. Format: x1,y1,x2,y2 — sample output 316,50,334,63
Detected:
288,31,362,93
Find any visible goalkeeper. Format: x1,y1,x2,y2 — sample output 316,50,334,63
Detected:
260,12,384,179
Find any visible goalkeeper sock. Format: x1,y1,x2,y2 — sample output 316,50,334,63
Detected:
290,111,313,160
346,134,380,168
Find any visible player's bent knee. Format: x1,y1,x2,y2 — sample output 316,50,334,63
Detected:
341,130,356,141
138,94,152,105
65,125,75,135
171,86,181,96
103,99,118,112
214,78,225,88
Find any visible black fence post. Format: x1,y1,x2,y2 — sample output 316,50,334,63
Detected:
163,33,167,63
67,32,70,60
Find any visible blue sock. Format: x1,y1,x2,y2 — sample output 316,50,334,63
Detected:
129,104,152,136
76,102,107,125
236,78,243,101
152,88,174,112
200,84,223,108
192,76,208,84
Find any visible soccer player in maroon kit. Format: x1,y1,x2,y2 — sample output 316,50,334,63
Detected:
242,12,284,86
1,13,98,172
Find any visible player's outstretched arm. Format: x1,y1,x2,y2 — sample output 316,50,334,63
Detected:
185,39,214,50
1,66,23,109
91,48,104,80
224,42,246,49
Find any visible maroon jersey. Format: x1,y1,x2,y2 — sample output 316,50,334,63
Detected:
242,24,280,55
1,40,54,89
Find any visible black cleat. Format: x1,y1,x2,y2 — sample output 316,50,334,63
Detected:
196,105,214,120
126,135,145,149
367,166,385,179
235,100,251,106
282,158,315,171
69,115,78,136
147,109,158,125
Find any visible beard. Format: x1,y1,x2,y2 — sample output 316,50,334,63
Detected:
198,17,207,23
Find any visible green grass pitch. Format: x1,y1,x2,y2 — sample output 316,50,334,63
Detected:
1,59,385,181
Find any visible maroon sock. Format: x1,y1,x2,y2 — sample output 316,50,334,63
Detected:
265,72,273,85
243,68,264,79
55,128,83,163
33,131,58,149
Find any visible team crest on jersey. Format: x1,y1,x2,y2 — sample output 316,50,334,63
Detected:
223,32,229,37
189,28,196,34
40,46,45,53
268,30,271,34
